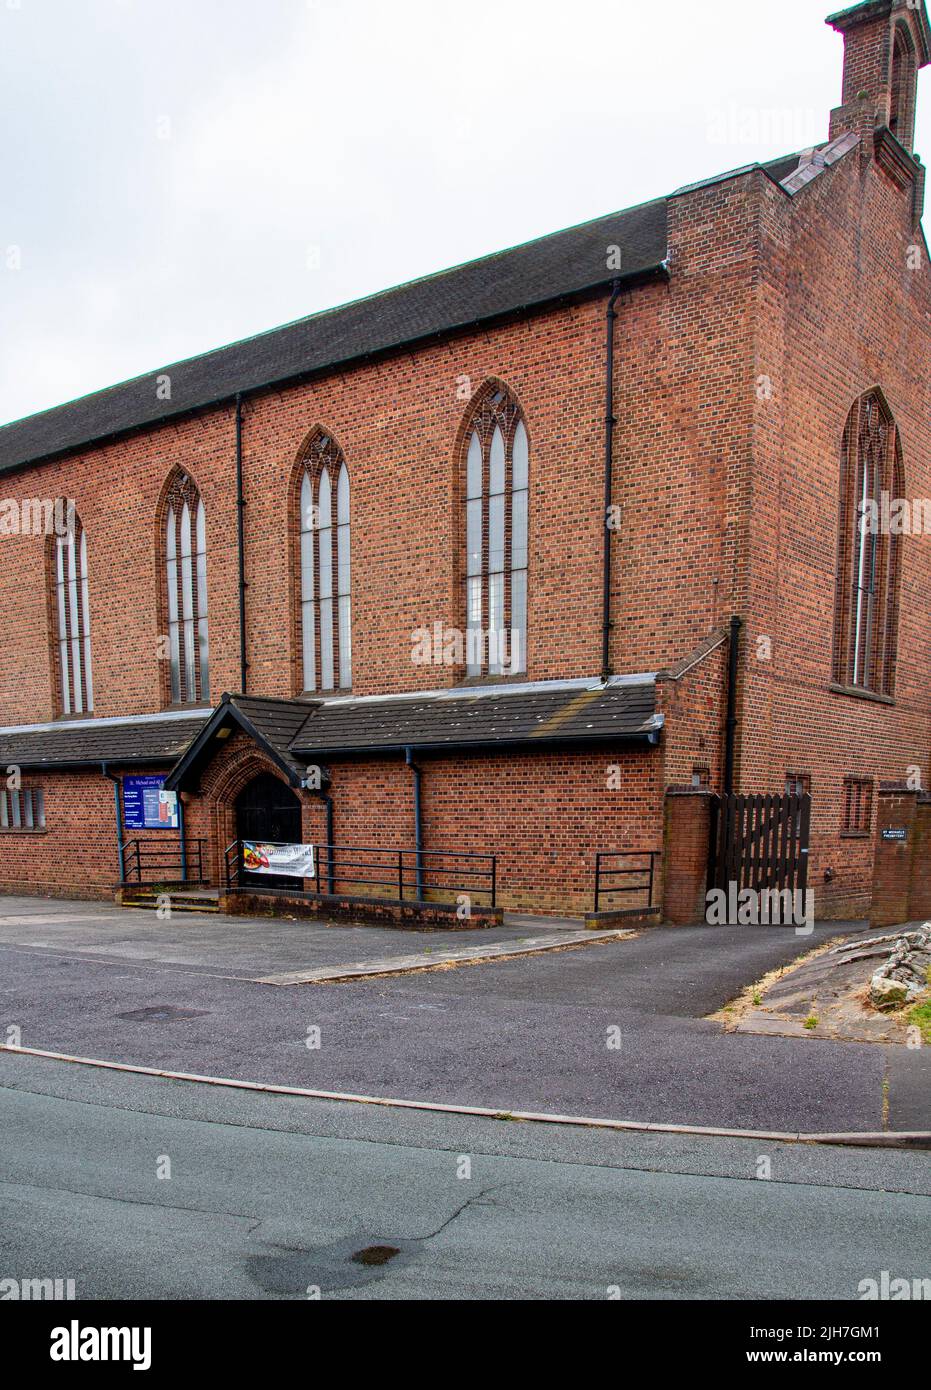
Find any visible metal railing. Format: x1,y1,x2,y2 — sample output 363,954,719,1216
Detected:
594,850,659,912
225,840,497,906
121,837,207,885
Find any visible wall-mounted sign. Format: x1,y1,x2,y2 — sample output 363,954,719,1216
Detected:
242,841,315,878
881,827,908,842
123,775,178,830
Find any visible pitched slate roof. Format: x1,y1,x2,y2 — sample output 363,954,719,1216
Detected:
0,147,819,479
0,713,209,770
217,694,319,780
0,198,668,476
162,693,320,789
290,679,660,757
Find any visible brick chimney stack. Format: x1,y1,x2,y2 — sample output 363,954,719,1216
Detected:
827,0,930,151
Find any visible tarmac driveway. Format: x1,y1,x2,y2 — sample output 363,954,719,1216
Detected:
0,895,924,1134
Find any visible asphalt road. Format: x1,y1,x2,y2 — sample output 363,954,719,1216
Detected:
0,899,922,1132
1,1053,929,1301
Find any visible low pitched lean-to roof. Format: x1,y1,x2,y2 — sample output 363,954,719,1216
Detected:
289,679,661,758
0,681,663,784
0,711,210,770
162,679,663,791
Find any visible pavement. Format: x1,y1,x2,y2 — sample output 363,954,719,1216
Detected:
1,1052,929,1301
0,897,581,979
0,894,924,1134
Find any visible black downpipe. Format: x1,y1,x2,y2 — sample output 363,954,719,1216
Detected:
723,615,742,795
322,793,334,894
601,279,623,683
101,763,124,880
405,747,424,901
235,392,248,694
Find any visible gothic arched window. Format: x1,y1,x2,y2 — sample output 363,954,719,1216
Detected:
162,471,209,705
890,23,917,149
51,510,93,715
832,391,903,697
296,431,352,692
462,385,528,677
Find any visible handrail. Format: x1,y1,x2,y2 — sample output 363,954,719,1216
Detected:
226,839,496,906
594,849,659,913
120,837,207,886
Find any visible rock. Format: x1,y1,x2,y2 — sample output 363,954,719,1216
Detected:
870,974,909,1010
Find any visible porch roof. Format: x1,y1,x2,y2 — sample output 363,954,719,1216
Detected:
161,693,320,791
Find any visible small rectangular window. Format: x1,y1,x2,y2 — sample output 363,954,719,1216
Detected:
785,773,811,797
691,765,710,788
842,776,873,836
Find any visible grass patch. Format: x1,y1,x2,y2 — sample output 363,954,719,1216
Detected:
804,1015,819,1030
906,998,931,1043
707,936,846,1026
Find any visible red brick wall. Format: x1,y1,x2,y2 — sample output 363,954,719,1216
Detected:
739,131,931,918
192,734,662,915
0,739,664,915
0,768,171,899
657,636,729,792
908,794,931,919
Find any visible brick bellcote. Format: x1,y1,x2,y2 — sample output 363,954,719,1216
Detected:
827,0,931,151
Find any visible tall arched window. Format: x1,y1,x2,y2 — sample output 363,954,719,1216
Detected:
832,391,903,698
162,471,209,705
462,384,528,677
890,24,917,149
51,510,93,715
296,431,351,692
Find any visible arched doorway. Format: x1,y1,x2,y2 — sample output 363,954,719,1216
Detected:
235,773,302,889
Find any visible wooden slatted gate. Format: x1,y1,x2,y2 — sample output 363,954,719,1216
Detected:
707,792,811,899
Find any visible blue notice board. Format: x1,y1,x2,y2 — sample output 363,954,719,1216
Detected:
122,775,178,830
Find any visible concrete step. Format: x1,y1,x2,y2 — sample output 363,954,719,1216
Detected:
121,890,220,914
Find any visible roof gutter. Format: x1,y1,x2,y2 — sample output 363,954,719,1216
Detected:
12,755,181,772
291,728,662,760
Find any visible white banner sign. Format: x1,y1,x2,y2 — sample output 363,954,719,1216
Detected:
242,841,315,879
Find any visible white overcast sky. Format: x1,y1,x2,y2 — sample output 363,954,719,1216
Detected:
1,0,928,426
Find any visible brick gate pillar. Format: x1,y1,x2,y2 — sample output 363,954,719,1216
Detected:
869,784,918,929
662,788,712,926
